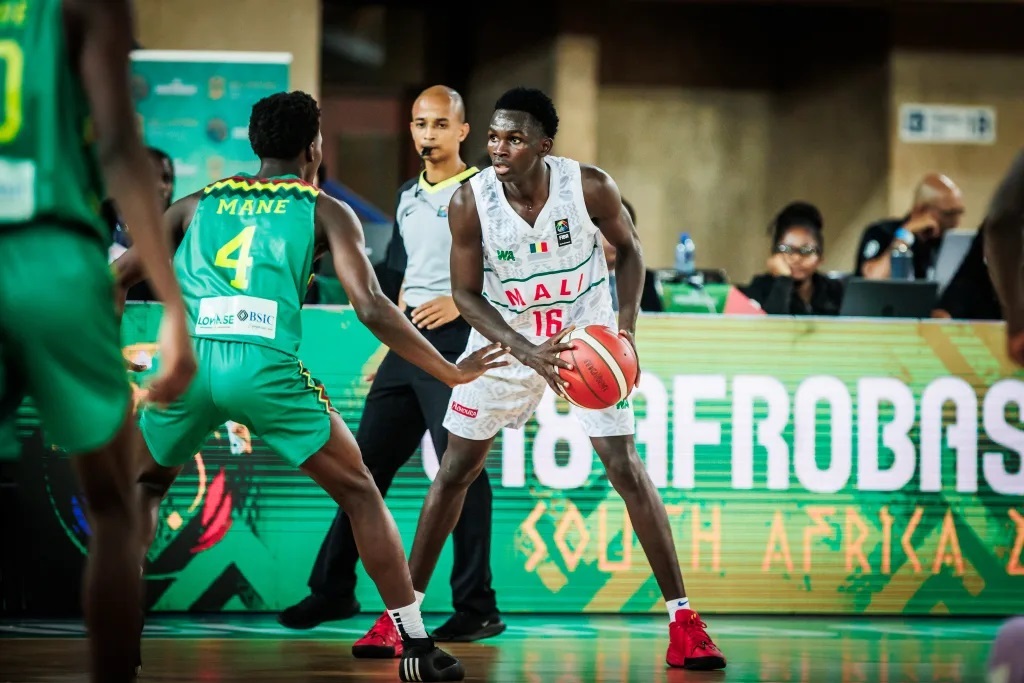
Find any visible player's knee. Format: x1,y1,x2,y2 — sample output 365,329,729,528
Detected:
604,453,646,496
334,462,382,504
79,473,134,520
437,449,486,489
138,462,180,500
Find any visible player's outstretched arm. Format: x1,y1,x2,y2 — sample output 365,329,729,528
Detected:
317,193,507,387
983,149,1024,363
448,184,573,395
69,0,194,402
582,165,644,386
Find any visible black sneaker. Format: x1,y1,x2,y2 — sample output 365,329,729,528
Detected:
277,594,360,630
399,637,465,682
429,612,506,642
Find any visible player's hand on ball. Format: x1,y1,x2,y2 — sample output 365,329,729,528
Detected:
148,304,197,407
449,342,510,386
618,329,641,388
411,295,460,330
519,326,576,398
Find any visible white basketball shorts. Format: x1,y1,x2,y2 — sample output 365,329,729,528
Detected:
443,330,636,442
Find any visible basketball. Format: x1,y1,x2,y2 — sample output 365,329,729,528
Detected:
557,325,639,410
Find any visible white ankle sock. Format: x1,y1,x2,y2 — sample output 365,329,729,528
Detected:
667,597,691,622
414,590,425,607
389,601,428,639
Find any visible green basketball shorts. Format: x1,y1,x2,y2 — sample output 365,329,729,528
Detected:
140,338,335,468
0,224,131,453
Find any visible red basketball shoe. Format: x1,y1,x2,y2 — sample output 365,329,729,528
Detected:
666,609,726,670
352,611,403,659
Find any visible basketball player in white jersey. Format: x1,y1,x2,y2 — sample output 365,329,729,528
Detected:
399,87,726,670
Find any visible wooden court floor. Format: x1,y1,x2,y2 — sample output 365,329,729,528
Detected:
0,614,1001,682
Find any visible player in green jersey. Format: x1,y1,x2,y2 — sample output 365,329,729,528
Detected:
114,91,504,682
0,1,195,681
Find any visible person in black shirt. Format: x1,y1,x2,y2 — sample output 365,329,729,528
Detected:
741,201,844,315
855,173,964,280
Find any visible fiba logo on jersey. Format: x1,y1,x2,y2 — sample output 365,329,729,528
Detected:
555,218,572,247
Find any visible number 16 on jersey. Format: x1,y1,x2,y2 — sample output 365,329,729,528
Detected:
533,309,563,337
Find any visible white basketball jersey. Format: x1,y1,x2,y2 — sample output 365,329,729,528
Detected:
469,156,615,342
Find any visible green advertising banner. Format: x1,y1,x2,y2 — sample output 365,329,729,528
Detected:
130,50,291,200
17,306,1024,616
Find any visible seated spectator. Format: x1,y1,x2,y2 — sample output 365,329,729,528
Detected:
741,201,843,316
856,173,964,280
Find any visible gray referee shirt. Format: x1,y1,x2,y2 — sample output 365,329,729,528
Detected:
385,166,479,308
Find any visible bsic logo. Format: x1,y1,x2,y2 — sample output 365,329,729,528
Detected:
196,295,278,340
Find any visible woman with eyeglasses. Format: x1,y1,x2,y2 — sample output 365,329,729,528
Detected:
740,201,844,316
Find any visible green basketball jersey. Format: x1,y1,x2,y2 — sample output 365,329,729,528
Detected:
177,174,319,356
0,0,106,241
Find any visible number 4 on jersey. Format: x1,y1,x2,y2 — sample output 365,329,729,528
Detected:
215,225,256,289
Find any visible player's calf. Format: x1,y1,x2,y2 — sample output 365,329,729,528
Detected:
72,423,145,682
597,442,647,499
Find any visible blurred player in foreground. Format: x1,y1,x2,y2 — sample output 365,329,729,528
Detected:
0,1,195,680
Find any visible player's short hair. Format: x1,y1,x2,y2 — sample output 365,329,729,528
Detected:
249,91,320,160
494,87,559,139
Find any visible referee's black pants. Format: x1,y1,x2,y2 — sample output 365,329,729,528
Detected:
307,313,498,616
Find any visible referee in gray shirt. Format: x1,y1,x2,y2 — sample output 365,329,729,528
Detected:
279,86,504,647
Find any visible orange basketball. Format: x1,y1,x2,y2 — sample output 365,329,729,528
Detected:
557,325,639,409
